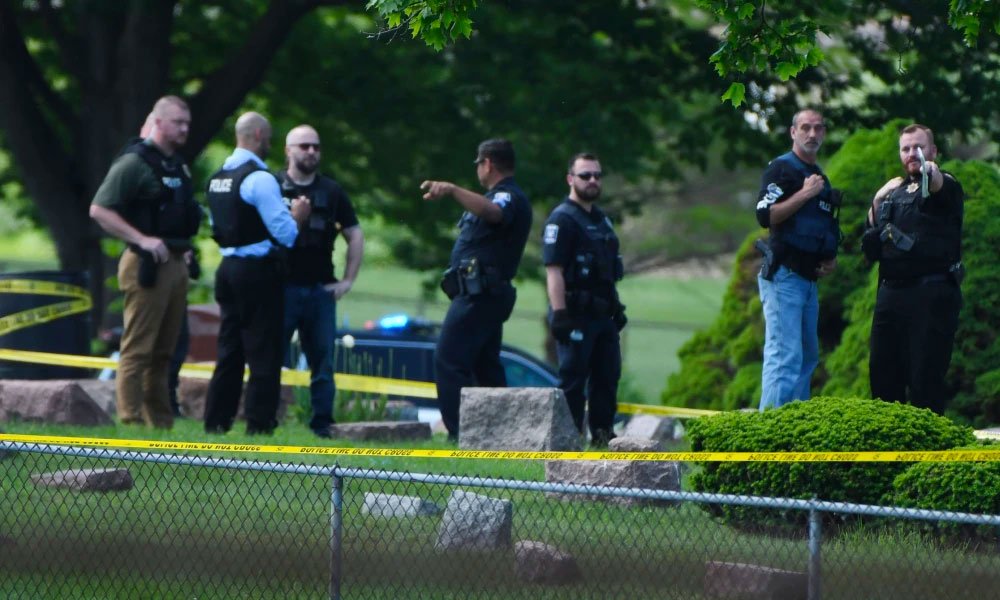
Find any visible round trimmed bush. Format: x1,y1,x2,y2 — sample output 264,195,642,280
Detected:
687,397,974,530
890,443,1000,547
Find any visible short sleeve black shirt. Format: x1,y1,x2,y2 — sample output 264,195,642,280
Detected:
448,177,532,281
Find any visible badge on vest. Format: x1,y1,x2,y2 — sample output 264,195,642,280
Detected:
544,224,559,244
906,182,920,194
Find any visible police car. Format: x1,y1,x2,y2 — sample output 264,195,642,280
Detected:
326,313,558,405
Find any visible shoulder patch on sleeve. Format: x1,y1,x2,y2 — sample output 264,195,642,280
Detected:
491,191,511,207
544,223,559,244
756,182,784,210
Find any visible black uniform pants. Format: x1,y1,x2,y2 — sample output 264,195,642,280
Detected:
434,286,517,437
869,279,961,414
205,255,286,434
554,315,622,437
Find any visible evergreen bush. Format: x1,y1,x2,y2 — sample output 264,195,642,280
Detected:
687,397,974,531
890,443,1000,547
663,120,1000,426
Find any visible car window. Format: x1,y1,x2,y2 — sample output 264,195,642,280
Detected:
501,354,557,387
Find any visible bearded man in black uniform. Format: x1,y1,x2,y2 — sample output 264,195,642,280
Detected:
542,153,626,447
862,124,964,414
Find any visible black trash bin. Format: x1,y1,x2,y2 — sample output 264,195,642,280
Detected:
0,270,92,379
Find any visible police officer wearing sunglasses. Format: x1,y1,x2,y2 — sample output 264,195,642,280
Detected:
276,125,364,438
421,139,532,441
543,153,626,448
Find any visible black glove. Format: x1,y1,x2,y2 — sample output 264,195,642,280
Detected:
550,309,575,343
860,227,881,263
613,305,628,332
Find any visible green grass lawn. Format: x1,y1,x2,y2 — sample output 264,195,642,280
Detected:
1,228,726,404
3,421,999,599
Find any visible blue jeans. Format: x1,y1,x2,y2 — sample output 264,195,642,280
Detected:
283,284,336,431
758,266,819,411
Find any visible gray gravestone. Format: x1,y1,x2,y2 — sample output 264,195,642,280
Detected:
459,387,581,451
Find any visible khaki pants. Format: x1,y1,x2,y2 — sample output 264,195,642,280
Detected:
117,248,188,428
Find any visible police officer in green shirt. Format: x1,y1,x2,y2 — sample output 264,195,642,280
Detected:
90,96,202,428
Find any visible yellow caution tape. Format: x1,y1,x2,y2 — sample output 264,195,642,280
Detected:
618,403,719,418
0,279,92,337
1,433,999,462
0,348,437,398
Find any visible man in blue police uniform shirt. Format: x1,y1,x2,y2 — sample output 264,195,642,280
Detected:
421,139,532,441
755,109,840,411
543,153,626,447
204,112,311,435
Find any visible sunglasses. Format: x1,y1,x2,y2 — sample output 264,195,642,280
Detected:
295,143,321,151
574,171,602,181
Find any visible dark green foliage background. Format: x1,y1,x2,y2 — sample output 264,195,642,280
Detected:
662,122,1000,426
686,397,974,528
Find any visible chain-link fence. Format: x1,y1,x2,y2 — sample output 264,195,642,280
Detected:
2,441,999,599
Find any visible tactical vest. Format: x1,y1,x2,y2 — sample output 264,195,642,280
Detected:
552,202,623,292
277,172,345,284
276,172,339,250
771,151,840,257
877,177,962,277
123,141,201,242
206,161,272,248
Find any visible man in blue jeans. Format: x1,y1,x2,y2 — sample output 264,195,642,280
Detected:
277,125,364,437
755,109,841,411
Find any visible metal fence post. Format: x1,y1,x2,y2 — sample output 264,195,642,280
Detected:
808,500,822,600
330,469,344,600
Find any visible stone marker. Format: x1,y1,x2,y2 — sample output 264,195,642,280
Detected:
436,490,513,551
544,436,680,506
363,492,441,518
328,421,430,441
704,561,807,600
459,387,581,451
75,380,116,416
622,414,677,445
514,540,581,585
31,468,134,492
0,380,113,426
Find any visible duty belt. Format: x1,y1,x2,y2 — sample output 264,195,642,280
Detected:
880,273,950,289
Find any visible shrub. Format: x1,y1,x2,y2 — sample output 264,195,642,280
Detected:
664,121,1000,426
889,442,1000,548
687,397,974,531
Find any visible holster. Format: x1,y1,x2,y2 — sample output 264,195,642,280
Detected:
129,246,158,289
754,239,778,281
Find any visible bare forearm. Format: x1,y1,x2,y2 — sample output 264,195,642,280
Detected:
451,185,502,223
89,204,148,246
768,189,812,226
341,227,364,283
546,266,567,310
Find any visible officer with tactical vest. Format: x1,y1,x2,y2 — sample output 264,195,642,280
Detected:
754,109,841,411
862,124,964,414
91,96,202,429
277,125,364,438
543,153,626,447
421,139,532,441
203,112,311,435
